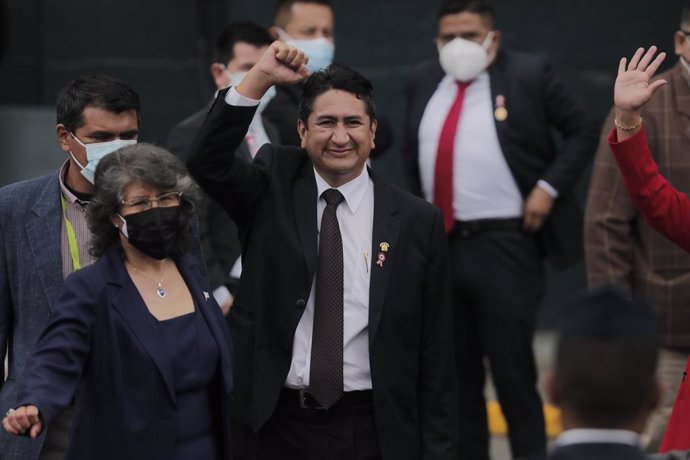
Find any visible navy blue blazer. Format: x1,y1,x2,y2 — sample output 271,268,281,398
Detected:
15,246,234,460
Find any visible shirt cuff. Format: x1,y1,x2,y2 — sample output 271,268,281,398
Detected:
225,87,261,107
537,179,559,199
213,285,232,307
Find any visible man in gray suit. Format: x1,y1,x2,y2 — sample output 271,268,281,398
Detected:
0,74,140,460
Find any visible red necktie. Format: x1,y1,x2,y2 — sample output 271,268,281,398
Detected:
433,81,470,233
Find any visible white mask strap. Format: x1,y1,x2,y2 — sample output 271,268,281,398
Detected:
481,31,495,50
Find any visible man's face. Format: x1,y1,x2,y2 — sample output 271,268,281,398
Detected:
436,12,500,63
298,89,376,188
213,42,269,89
57,106,139,189
284,2,334,43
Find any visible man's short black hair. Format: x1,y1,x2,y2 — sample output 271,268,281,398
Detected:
56,74,141,133
213,22,273,65
298,63,376,124
273,0,332,29
554,286,659,428
437,0,496,27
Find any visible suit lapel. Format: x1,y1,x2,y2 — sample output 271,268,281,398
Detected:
177,255,234,395
106,250,177,405
411,62,446,146
26,174,64,311
368,171,400,344
489,52,510,158
293,162,319,283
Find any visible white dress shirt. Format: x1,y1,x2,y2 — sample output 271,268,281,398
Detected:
225,87,375,390
418,71,524,221
553,428,641,448
285,168,374,391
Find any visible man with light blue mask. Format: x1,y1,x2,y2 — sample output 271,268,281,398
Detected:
264,0,393,157
167,21,278,314
0,74,140,460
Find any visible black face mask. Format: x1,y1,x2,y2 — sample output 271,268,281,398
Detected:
119,206,183,260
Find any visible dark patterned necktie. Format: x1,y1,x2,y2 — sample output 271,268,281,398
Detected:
309,188,345,409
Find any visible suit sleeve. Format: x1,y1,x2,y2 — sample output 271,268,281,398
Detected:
14,271,99,425
420,209,458,459
610,127,690,253
584,109,637,290
186,89,271,227
537,56,599,193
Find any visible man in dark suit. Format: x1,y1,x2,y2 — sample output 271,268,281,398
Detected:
188,42,457,460
167,22,279,312
403,1,598,458
541,286,661,460
0,74,140,460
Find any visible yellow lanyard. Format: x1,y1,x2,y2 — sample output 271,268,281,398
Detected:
60,194,81,271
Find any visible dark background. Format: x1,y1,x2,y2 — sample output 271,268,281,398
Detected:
0,0,684,321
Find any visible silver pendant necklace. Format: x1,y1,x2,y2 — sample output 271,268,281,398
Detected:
127,260,168,298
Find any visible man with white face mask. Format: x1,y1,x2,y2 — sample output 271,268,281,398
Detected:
585,3,690,452
167,22,279,314
403,1,598,459
0,74,140,460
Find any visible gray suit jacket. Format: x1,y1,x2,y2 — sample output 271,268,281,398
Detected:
0,172,63,460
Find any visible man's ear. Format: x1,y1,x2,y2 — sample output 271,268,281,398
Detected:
543,370,561,406
648,378,663,412
269,26,282,41
210,63,228,90
674,31,686,56
297,119,308,148
56,124,72,153
369,119,377,150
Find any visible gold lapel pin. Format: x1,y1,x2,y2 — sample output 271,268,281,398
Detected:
379,242,390,252
494,94,508,122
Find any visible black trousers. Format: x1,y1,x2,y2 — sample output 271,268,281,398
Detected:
449,225,546,460
232,390,382,460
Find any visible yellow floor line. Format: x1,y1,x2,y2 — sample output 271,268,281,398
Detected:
487,400,562,438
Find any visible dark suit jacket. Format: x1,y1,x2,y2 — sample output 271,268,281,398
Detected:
167,105,279,294
547,442,647,460
188,89,458,460
14,246,234,460
404,51,598,268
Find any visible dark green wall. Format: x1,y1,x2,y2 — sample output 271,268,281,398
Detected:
0,0,684,320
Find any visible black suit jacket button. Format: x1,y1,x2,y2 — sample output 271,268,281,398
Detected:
296,299,306,309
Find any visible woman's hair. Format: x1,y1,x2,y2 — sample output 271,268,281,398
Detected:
87,143,201,257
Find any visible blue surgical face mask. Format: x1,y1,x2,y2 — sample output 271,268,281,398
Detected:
223,68,277,113
277,29,334,72
70,133,137,184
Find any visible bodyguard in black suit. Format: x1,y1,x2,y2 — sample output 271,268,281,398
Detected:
403,1,598,458
188,42,457,459
167,22,280,312
538,286,661,460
